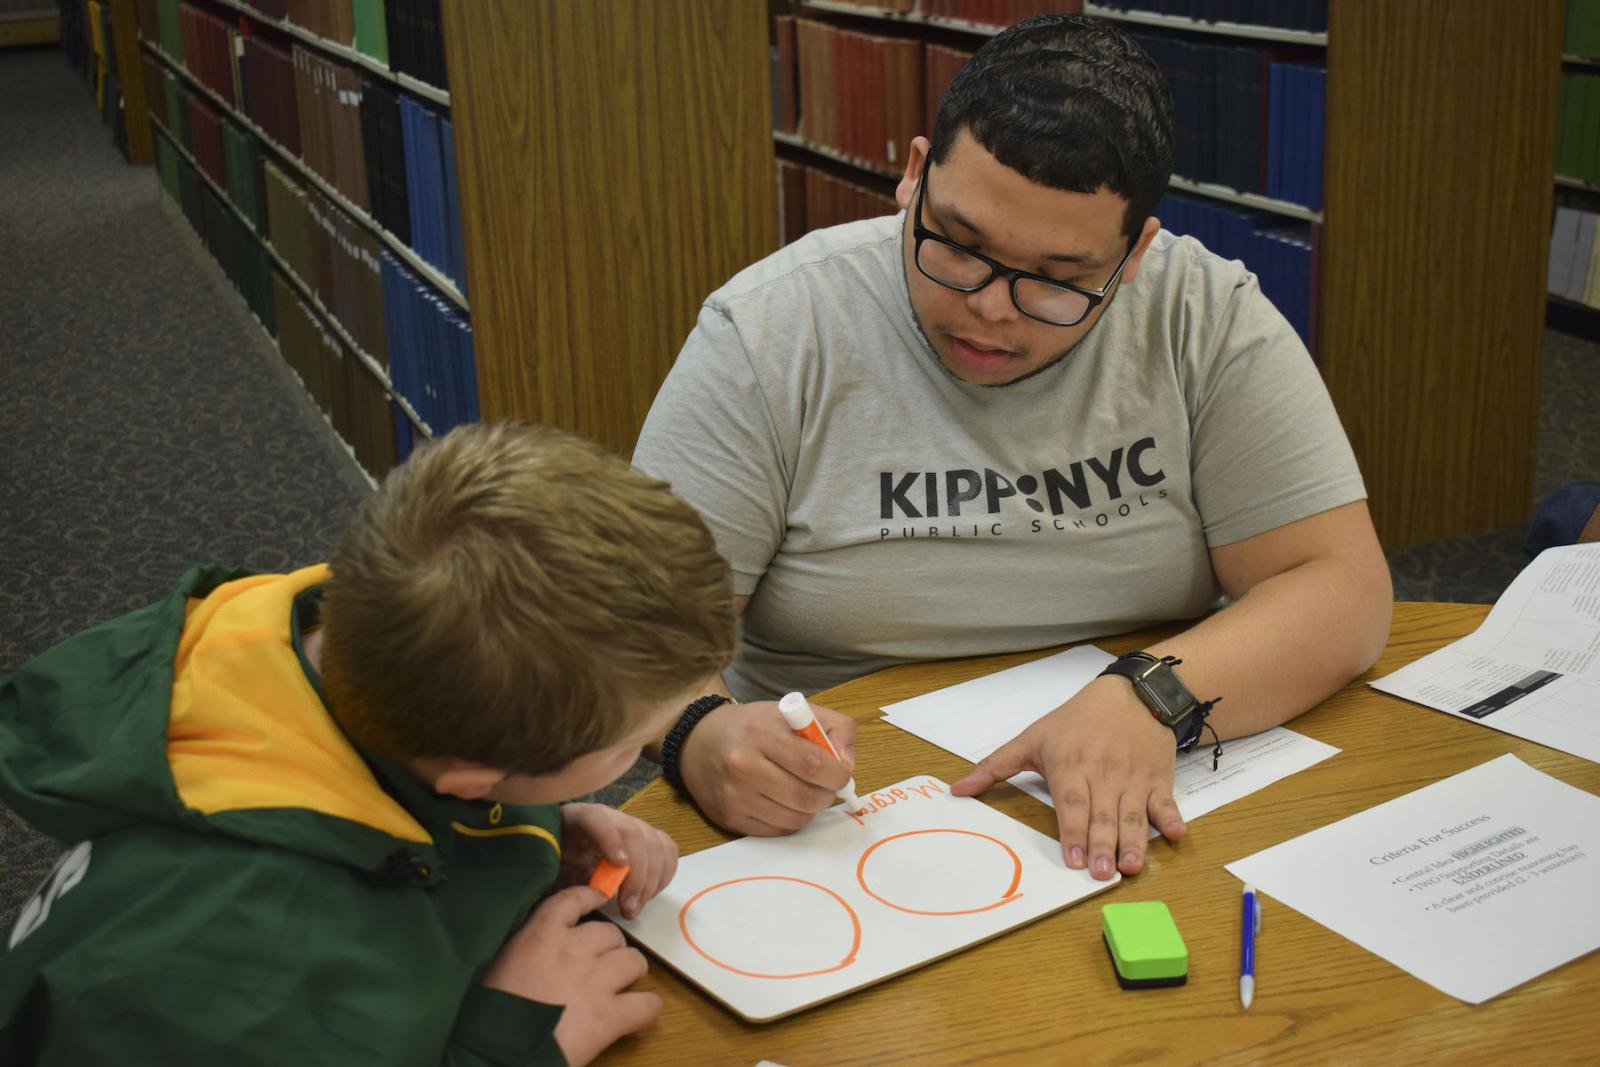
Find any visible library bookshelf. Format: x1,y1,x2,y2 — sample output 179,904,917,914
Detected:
130,0,774,478
770,0,1561,549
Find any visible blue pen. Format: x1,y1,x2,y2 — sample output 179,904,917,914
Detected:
1240,883,1261,1010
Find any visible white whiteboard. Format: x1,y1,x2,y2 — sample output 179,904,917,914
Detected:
606,776,1118,1022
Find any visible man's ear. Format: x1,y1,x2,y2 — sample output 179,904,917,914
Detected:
428,760,509,800
1119,214,1164,288
895,136,931,210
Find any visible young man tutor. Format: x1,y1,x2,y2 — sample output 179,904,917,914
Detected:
634,14,1392,882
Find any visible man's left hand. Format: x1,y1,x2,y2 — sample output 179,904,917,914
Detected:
950,676,1187,879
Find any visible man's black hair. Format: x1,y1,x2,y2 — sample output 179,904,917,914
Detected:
928,14,1174,240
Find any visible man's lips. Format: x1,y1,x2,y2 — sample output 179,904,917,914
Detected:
948,334,1019,372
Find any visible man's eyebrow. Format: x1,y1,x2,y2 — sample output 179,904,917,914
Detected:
936,199,1106,270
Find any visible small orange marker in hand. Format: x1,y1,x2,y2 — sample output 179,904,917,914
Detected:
589,859,630,900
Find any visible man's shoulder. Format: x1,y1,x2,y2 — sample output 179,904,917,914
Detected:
707,213,902,313
1137,228,1253,299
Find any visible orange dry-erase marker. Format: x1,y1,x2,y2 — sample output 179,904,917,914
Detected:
589,859,630,900
778,691,862,811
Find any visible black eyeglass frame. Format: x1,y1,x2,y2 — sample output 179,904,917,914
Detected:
911,169,1138,328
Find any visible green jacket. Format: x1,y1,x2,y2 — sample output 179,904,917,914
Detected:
0,565,568,1066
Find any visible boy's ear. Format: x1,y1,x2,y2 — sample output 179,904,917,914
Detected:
428,761,509,800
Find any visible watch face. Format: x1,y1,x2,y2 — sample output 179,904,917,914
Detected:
1141,667,1195,724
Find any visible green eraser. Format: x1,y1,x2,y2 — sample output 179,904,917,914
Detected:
1101,901,1188,989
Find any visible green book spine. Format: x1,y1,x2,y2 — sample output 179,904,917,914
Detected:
1579,74,1597,186
241,135,263,231
159,0,182,63
354,0,390,65
1559,72,1578,179
162,70,178,135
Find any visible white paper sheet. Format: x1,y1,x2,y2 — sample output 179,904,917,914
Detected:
607,776,1116,1022
1371,542,1600,762
880,646,1339,825
1226,754,1600,1003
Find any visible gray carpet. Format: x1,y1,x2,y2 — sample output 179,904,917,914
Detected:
2,45,1598,933
1,48,371,930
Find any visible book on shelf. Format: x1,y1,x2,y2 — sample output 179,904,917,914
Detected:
1131,31,1322,210
148,3,464,289
923,42,974,136
379,251,478,436
272,271,399,476
1156,192,1316,350
775,16,798,133
353,0,389,64
1093,1,1326,34
774,159,897,244
915,1,1085,28
792,17,924,171
385,0,447,90
1548,205,1600,309
358,78,412,245
1556,69,1600,187
1567,0,1600,60
260,157,388,367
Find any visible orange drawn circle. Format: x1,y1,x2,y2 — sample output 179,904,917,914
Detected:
856,828,1024,916
677,875,862,980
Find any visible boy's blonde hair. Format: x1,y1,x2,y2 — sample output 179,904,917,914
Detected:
318,421,736,775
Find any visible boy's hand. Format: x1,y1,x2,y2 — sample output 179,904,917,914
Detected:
480,885,659,1067
561,803,678,918
679,700,857,836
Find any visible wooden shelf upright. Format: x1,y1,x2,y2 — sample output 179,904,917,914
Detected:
1319,0,1559,547
442,0,777,455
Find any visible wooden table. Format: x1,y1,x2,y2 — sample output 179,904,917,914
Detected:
604,603,1599,1066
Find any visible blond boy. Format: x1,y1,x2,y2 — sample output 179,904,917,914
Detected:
0,421,735,1066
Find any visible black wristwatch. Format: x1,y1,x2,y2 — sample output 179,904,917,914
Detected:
1098,651,1222,761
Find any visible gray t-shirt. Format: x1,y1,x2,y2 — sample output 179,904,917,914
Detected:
634,213,1366,701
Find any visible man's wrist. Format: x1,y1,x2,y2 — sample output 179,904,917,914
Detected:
659,694,733,795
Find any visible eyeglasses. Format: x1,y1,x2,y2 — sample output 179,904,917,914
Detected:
912,168,1136,327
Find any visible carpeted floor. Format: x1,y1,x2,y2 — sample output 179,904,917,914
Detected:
2,46,1597,932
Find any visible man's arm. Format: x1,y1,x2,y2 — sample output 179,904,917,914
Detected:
645,595,860,836
953,499,1392,879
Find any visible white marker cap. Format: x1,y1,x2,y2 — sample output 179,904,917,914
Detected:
777,691,811,729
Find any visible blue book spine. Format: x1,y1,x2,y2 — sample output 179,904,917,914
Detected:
451,308,467,428
440,116,466,294
418,107,447,276
460,319,478,423
400,98,426,265
378,252,410,407
427,292,448,432
1293,66,1311,209
1267,63,1286,202
1308,66,1326,212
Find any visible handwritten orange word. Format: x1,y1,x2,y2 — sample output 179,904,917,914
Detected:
844,778,947,826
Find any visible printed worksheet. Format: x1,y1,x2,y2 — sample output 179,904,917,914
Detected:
1227,754,1600,1003
1372,542,1600,762
606,776,1116,1022
880,646,1339,827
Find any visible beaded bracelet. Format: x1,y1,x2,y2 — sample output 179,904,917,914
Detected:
659,694,733,795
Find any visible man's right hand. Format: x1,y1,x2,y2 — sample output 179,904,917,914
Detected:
679,699,858,835
479,885,658,1067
